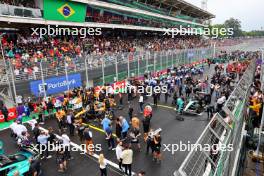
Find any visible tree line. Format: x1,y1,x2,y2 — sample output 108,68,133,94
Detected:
209,18,264,38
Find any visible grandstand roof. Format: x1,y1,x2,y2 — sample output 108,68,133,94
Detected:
73,0,209,27
140,0,215,19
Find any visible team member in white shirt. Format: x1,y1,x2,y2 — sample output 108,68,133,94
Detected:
61,131,72,160
13,123,27,137
121,145,133,176
139,94,144,113
10,120,19,137
98,153,108,176
216,93,226,112
115,140,123,170
28,117,38,131
37,131,51,159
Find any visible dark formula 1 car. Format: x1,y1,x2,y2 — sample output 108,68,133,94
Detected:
0,146,39,176
183,92,210,116
183,100,205,116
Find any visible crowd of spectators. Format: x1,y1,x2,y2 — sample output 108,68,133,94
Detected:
86,13,169,28
0,33,210,77
215,38,242,47
0,31,242,81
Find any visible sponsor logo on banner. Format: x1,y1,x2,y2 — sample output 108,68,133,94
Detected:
95,80,127,94
0,108,17,123
30,74,82,96
113,80,126,93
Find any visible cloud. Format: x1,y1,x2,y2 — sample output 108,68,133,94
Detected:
185,0,264,31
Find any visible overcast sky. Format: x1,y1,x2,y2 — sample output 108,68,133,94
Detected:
185,0,264,31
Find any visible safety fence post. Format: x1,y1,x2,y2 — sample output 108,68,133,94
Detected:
40,61,46,98
84,57,89,88
102,57,105,85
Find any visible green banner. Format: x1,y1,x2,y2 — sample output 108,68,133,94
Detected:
43,0,86,22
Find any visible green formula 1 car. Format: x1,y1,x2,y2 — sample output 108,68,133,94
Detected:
0,144,40,176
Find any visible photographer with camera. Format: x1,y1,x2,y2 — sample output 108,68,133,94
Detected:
142,115,151,142
129,126,141,151
153,130,162,163
146,129,154,155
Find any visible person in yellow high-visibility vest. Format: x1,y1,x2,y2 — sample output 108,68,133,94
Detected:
56,108,66,131
75,108,87,118
249,98,262,116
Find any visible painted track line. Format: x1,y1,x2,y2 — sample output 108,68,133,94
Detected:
0,120,135,175
34,120,135,175
150,103,176,110
83,123,118,138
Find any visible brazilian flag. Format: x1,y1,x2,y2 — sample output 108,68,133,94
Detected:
43,0,86,22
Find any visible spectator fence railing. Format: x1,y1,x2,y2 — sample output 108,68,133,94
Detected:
255,50,264,176
1,47,213,85
0,47,213,100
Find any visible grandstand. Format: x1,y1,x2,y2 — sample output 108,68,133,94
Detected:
0,0,214,29
0,0,215,101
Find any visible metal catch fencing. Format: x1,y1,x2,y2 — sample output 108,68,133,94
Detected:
255,52,264,176
0,47,213,86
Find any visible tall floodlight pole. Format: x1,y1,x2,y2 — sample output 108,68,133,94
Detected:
146,51,149,71
115,56,118,82
153,52,156,73
101,57,105,85
39,61,47,99
127,53,130,78
213,42,216,59
256,47,264,176
261,48,264,63
64,61,70,92
137,52,140,76
166,50,169,68
9,62,17,105
201,0,208,11
84,57,89,88
172,50,174,67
